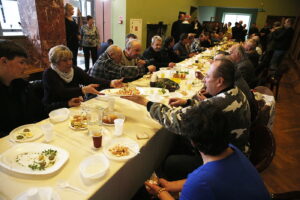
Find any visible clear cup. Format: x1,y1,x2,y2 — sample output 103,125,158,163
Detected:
114,119,124,136
97,106,106,125
107,97,115,112
40,123,54,142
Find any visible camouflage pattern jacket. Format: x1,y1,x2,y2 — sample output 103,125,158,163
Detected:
148,86,251,154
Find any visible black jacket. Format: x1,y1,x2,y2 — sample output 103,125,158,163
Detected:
143,47,169,69
0,79,47,137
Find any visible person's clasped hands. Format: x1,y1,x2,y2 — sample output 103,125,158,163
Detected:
145,178,181,199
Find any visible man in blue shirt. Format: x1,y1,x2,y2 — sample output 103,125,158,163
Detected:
145,105,270,200
97,39,114,58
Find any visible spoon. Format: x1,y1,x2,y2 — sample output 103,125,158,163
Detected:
57,180,87,195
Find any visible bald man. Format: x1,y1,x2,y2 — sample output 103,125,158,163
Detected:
89,45,147,81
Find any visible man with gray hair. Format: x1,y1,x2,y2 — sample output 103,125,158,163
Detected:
143,35,176,69
243,39,260,69
89,45,149,81
229,44,257,88
121,39,156,74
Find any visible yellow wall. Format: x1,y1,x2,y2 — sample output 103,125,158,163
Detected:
112,0,299,49
126,0,199,49
197,0,300,28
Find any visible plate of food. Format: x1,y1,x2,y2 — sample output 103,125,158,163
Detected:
100,87,140,96
102,112,125,126
103,137,139,161
137,87,169,96
10,124,43,143
69,113,88,130
0,143,69,175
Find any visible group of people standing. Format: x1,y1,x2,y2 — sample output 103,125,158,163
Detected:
65,3,100,72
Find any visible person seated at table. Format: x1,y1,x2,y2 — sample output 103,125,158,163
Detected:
0,41,82,137
145,106,270,200
89,45,149,81
173,33,194,61
97,38,113,58
142,35,176,69
199,32,212,48
120,39,156,74
243,39,260,70
125,33,138,46
160,36,180,65
214,54,258,122
0,40,47,137
123,59,251,180
43,45,123,108
228,44,257,88
190,34,206,53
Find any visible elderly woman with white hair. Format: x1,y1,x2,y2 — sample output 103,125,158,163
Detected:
43,45,123,108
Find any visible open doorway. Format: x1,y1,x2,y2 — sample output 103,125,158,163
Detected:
222,13,251,30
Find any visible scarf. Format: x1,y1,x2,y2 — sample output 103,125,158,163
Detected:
51,64,74,83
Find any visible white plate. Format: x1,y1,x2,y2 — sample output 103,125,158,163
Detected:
102,112,125,126
9,124,43,143
137,87,169,96
0,143,69,175
69,122,88,130
79,153,109,179
103,137,139,161
49,108,70,123
15,187,60,200
100,88,140,96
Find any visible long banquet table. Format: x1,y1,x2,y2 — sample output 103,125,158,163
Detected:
0,43,233,200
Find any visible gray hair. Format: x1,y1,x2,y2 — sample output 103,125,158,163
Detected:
125,39,139,50
234,44,247,60
246,39,257,50
151,35,162,44
49,45,73,65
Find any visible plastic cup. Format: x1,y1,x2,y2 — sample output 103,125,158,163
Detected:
26,188,40,200
41,123,54,142
114,119,124,136
107,97,115,112
90,127,103,148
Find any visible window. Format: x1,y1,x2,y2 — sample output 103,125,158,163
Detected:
69,0,93,17
222,13,251,30
0,0,23,36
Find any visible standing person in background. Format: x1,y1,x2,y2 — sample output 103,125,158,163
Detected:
242,24,248,42
171,13,185,43
259,24,271,52
269,18,294,78
81,16,99,72
227,22,232,35
248,23,259,38
191,17,202,36
64,3,81,67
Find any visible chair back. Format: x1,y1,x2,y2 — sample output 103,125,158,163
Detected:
272,191,300,200
249,125,276,172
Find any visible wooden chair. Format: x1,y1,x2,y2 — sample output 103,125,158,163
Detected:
269,74,283,100
271,191,300,200
249,125,276,173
